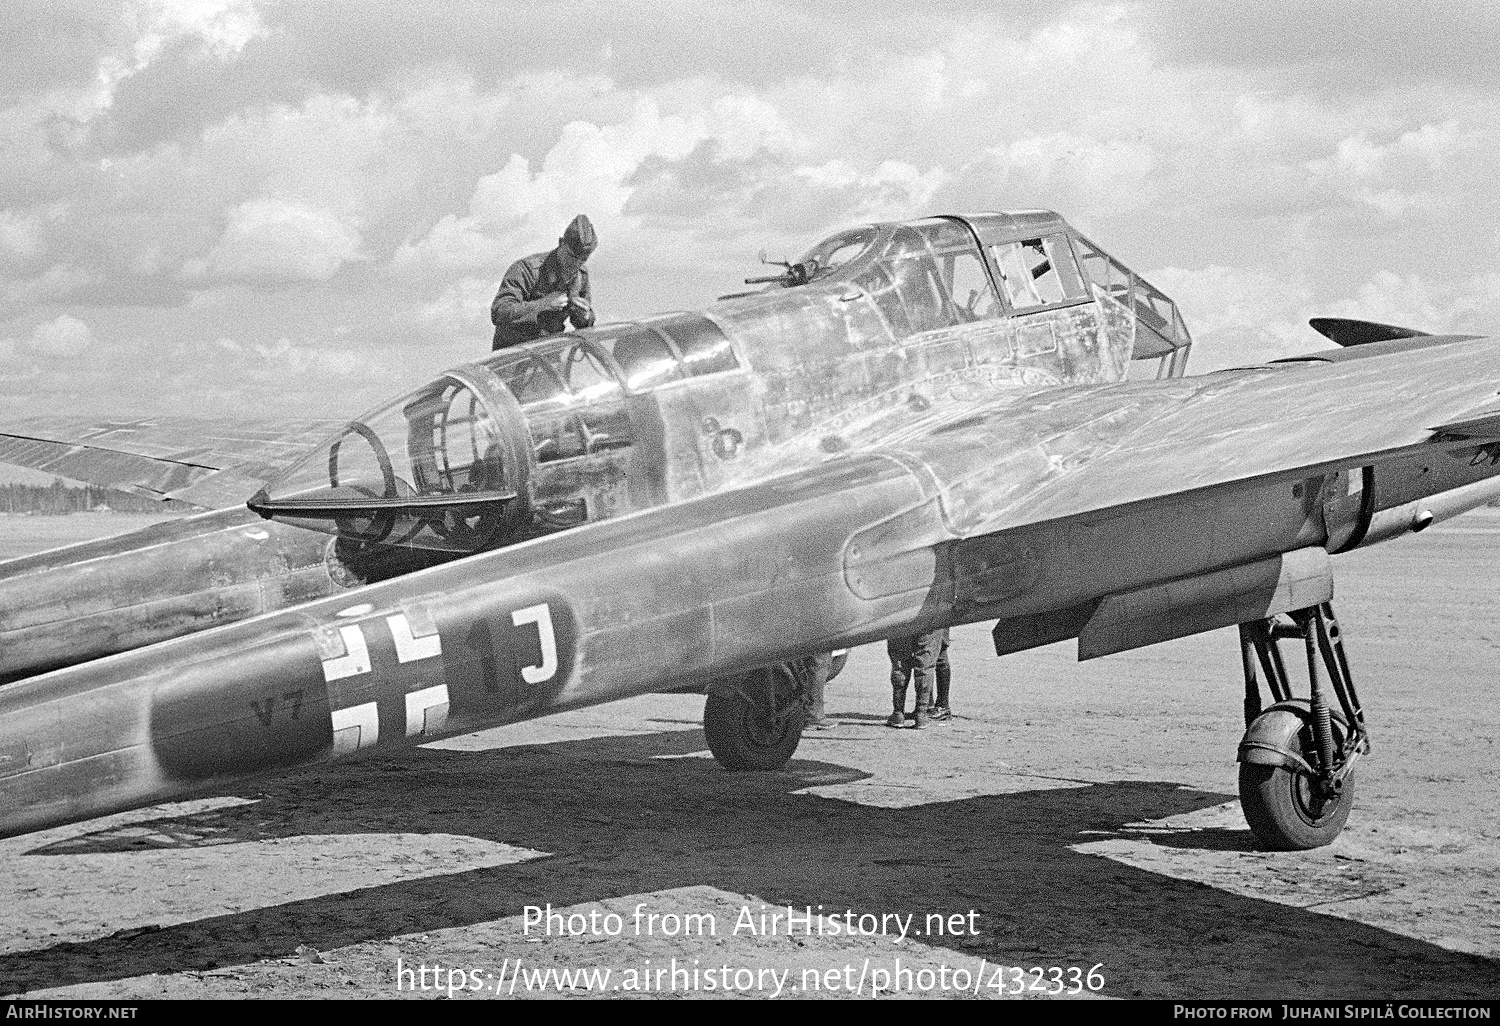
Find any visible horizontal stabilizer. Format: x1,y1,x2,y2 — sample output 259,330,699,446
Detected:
1308,317,1430,347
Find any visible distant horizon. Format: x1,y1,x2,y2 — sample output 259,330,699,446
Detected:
0,466,71,487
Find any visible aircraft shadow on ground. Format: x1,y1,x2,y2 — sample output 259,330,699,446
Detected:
4,726,1497,999
1141,827,1262,852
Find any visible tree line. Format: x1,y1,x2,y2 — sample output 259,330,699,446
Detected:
0,479,192,515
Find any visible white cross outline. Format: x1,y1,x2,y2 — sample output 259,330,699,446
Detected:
387,612,442,663
321,624,371,682
511,603,557,684
404,684,450,737
330,701,379,755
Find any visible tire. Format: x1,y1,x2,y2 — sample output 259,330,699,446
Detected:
826,651,849,683
1239,725,1354,850
703,669,804,771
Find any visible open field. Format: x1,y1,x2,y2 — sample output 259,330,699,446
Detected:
0,510,1496,999
0,513,189,562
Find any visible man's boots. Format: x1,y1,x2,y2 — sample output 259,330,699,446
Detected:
930,663,952,722
912,678,932,729
886,682,908,728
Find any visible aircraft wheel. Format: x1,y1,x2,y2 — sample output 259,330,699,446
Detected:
1238,729,1354,851
704,667,804,771
826,650,849,683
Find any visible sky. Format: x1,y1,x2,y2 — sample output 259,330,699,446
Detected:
2,0,1499,422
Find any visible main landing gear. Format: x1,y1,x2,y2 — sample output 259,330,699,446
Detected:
703,654,845,770
1236,602,1370,850
704,664,806,770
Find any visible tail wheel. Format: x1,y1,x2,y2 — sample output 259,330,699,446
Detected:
703,665,805,771
1239,722,1355,851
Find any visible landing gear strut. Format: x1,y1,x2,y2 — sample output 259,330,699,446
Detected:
1236,602,1371,850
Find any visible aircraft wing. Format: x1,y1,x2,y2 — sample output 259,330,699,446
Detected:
0,415,340,509
888,334,1500,538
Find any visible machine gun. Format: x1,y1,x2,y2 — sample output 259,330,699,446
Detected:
743,249,820,287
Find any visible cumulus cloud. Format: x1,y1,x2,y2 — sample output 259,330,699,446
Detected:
391,96,761,279
183,198,367,285
212,334,368,379
1148,264,1323,369
1304,122,1469,219
0,209,44,266
98,0,268,104
2,3,1500,415
1130,0,1500,91
793,159,948,221
392,155,553,275
1320,270,1500,337
414,277,495,340
25,313,94,359
1151,260,1500,371
931,134,1157,220
0,265,100,320
137,0,266,57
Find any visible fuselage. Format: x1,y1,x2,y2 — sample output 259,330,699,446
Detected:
0,212,1187,683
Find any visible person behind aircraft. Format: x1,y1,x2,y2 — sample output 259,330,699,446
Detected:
886,628,950,729
929,636,952,722
801,652,836,731
490,214,598,351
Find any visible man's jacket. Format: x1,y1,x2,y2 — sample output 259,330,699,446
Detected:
490,250,594,350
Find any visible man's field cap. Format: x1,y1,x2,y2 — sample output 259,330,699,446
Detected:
563,214,597,258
